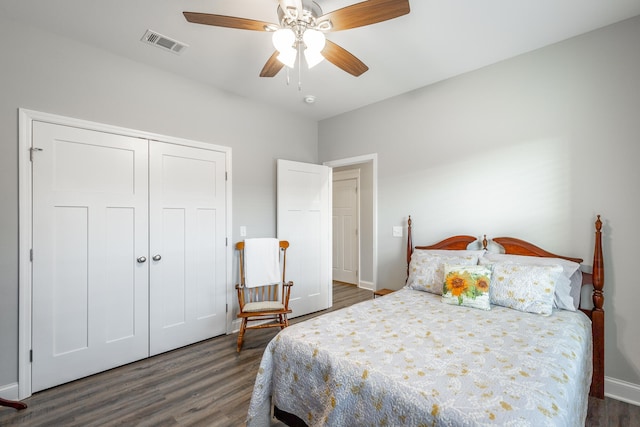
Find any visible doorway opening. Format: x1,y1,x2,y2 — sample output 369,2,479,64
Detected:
324,154,377,291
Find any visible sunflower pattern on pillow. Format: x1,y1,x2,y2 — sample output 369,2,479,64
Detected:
442,264,492,310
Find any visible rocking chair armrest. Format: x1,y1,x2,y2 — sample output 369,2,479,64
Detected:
281,281,294,307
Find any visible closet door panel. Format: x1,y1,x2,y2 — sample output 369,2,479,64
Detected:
104,207,138,341
149,141,227,355
31,122,149,392
159,207,187,326
195,208,218,318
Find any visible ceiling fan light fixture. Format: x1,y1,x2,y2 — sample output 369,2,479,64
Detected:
304,48,324,68
277,47,297,68
184,0,411,79
315,20,332,31
302,29,325,68
272,28,296,52
263,23,280,32
284,6,299,21
303,29,325,51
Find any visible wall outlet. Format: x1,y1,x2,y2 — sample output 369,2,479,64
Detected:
240,226,246,237
392,226,403,237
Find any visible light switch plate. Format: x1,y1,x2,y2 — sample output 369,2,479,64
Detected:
392,226,403,237
240,226,246,237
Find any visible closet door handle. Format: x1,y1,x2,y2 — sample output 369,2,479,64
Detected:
136,256,147,263
152,255,162,261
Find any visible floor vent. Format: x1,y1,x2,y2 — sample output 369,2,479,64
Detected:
141,30,188,54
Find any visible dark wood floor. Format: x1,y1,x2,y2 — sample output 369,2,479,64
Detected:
1,283,638,426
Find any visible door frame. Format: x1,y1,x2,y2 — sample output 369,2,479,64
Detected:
323,154,378,291
18,108,233,399
332,169,360,285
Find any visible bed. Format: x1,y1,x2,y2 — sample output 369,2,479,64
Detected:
247,216,604,426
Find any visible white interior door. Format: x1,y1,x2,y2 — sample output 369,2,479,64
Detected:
149,141,227,355
277,159,331,317
332,175,358,284
31,122,149,392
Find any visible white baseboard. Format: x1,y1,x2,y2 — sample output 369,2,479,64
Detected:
358,280,374,291
0,382,20,400
605,376,640,406
231,318,241,333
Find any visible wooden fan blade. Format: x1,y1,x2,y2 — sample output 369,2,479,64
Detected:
183,11,275,31
321,0,410,31
260,51,285,77
321,40,369,77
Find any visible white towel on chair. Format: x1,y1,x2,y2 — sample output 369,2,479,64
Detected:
244,238,281,288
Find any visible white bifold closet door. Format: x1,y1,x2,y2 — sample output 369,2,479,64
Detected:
32,122,150,392
31,122,227,392
148,141,227,355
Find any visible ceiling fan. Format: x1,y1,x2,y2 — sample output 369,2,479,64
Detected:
183,0,410,78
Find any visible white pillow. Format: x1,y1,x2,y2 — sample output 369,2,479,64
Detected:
489,263,563,315
413,248,485,258
406,252,479,295
480,253,581,311
554,275,576,311
569,270,583,309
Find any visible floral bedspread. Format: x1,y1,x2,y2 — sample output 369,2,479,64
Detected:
247,289,592,426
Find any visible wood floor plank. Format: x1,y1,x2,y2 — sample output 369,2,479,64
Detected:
1,283,637,426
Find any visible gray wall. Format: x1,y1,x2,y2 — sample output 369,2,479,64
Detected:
0,16,317,389
319,16,640,389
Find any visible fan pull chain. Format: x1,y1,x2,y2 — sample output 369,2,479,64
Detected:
297,43,302,91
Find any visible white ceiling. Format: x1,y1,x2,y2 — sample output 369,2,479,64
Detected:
2,0,640,121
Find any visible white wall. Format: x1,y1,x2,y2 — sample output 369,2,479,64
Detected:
0,16,317,390
319,16,640,395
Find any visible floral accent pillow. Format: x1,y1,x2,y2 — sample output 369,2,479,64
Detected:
441,264,491,310
489,263,563,315
406,253,478,295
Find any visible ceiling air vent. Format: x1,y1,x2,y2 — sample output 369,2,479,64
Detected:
141,30,188,54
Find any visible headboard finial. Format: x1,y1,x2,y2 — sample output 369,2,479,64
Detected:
406,216,413,280
482,235,488,250
596,214,602,232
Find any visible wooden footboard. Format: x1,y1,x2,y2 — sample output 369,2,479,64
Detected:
406,215,605,399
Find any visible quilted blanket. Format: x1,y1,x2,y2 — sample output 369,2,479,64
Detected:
247,288,592,426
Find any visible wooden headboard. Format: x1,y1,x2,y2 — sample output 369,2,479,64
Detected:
406,215,605,399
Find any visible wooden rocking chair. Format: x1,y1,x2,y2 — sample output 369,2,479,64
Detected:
235,240,293,352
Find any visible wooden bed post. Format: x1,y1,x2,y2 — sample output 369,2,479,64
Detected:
0,397,27,410
406,216,413,280
591,215,605,399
